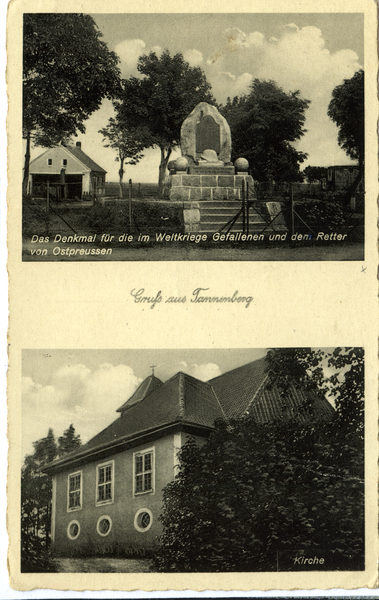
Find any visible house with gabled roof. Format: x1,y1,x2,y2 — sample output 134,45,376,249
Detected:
43,357,334,556
28,141,106,199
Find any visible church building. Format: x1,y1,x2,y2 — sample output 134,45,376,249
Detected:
43,357,334,556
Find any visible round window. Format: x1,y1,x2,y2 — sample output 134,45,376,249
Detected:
134,508,153,532
67,520,80,540
97,515,112,537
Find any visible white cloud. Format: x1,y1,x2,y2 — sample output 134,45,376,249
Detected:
150,45,162,56
206,24,362,165
163,361,222,382
114,38,146,76
233,72,253,96
190,363,222,381
184,49,203,66
220,71,236,81
246,31,265,47
22,364,142,457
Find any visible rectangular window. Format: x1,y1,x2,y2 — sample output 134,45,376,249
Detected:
96,460,114,505
134,448,154,495
62,159,67,166
67,471,82,511
47,158,52,166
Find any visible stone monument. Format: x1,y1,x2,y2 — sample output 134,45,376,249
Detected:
180,102,232,167
167,102,256,233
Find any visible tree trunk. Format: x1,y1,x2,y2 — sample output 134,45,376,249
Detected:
22,130,31,197
118,155,125,199
158,146,172,198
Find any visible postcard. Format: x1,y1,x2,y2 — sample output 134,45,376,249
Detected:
7,0,378,593
14,5,372,263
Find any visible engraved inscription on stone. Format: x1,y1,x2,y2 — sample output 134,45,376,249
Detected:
196,116,220,154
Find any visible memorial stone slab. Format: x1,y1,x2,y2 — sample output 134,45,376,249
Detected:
181,102,232,165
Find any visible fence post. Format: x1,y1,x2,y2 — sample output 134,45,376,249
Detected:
46,181,50,236
246,180,249,235
129,179,132,232
242,179,246,233
290,183,295,237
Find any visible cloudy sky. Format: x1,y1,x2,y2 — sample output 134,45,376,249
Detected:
27,13,363,184
21,348,267,457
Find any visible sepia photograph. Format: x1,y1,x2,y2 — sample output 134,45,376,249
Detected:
21,12,365,262
21,348,364,574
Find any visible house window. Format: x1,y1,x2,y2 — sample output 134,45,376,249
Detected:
134,448,154,495
96,515,112,537
96,460,114,505
67,471,82,511
47,159,52,166
134,508,153,533
67,519,80,540
62,159,67,166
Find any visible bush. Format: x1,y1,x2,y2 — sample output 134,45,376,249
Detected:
293,192,350,232
82,202,183,234
21,534,57,573
153,417,364,572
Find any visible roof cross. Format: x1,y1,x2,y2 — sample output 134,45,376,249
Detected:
150,365,157,376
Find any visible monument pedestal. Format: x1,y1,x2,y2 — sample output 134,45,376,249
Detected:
168,170,253,203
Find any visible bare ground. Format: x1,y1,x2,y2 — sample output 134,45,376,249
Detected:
54,557,153,573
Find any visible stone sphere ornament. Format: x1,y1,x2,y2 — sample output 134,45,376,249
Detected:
174,156,189,171
235,157,249,172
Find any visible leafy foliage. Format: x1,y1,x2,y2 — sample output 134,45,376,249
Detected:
328,70,364,166
99,118,146,198
221,80,310,182
154,349,364,572
21,425,82,572
23,13,121,194
83,202,183,234
113,50,215,195
303,166,328,182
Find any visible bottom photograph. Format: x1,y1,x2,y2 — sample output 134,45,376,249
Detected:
21,347,364,574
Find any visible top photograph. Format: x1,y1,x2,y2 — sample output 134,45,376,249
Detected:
22,12,365,262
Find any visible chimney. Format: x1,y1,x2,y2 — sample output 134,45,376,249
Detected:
76,141,81,149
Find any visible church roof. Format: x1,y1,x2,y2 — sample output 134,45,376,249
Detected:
43,357,334,473
116,375,163,413
209,357,268,419
84,372,224,452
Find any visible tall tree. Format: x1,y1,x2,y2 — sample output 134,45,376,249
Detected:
99,118,146,198
221,80,310,182
154,348,364,572
57,424,82,457
21,425,82,571
328,70,364,167
23,13,121,195
114,50,215,196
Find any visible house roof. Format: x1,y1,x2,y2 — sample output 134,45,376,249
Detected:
208,358,334,423
29,144,106,174
116,375,163,413
83,372,224,452
64,144,106,173
43,357,334,473
209,357,268,419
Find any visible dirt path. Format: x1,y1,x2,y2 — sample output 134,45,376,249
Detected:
54,557,153,573
23,240,364,262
